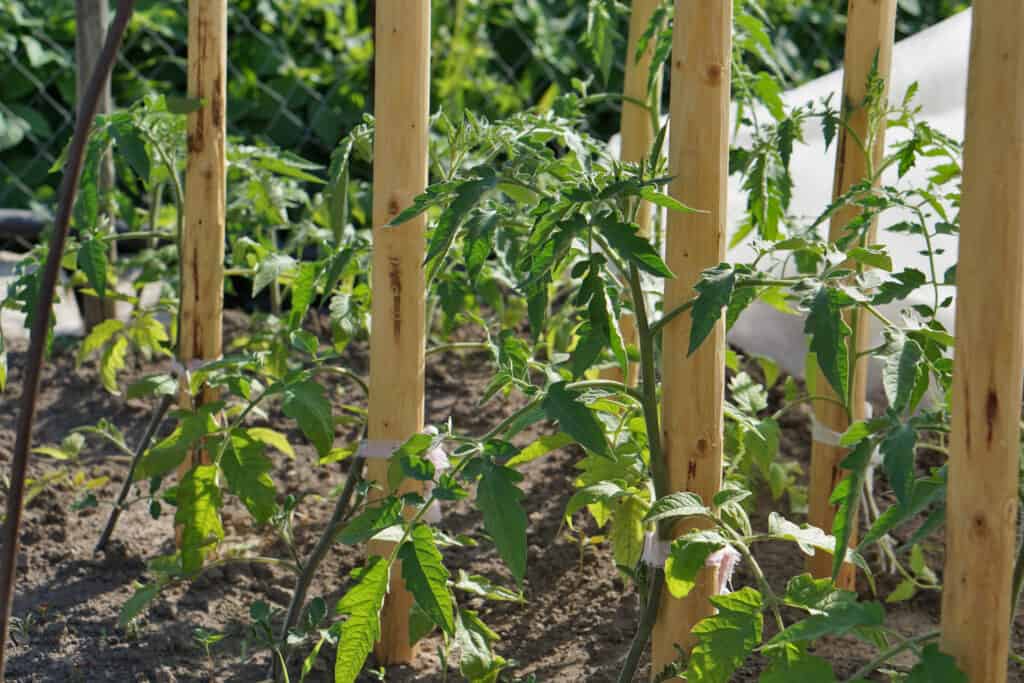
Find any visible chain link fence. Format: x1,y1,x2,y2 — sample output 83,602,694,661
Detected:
0,0,627,212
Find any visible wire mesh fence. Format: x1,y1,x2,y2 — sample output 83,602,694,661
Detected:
0,0,628,212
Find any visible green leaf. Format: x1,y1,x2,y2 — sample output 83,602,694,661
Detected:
768,511,869,577
221,433,277,524
610,495,646,569
881,424,916,508
136,406,218,480
77,239,108,300
848,246,893,272
454,570,523,602
335,557,390,683
684,587,763,683
424,174,497,273
505,433,574,467
638,186,699,214
174,464,224,573
884,337,923,413
886,578,917,603
455,609,506,682
805,286,850,399
906,644,967,683
565,481,625,518
288,262,318,329
281,380,334,457
644,492,710,524
596,220,674,278
166,95,203,114
541,383,611,457
112,124,150,183
252,253,297,297
256,155,325,184
477,463,528,584
119,582,161,627
245,427,295,459
770,598,884,645
126,374,178,400
99,335,128,394
77,319,124,365
336,498,403,545
689,264,735,355
762,643,836,682
665,531,727,598
398,524,455,636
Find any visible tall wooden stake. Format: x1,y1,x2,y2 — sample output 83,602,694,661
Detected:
605,0,663,386
652,1,731,673
179,0,226,460
366,0,431,665
940,4,1024,680
806,0,896,588
76,0,117,329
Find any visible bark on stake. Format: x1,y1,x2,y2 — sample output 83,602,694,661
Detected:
0,0,137,676
75,0,117,329
651,1,731,673
603,0,663,387
807,0,896,588
366,0,431,664
939,3,1024,679
175,0,227,519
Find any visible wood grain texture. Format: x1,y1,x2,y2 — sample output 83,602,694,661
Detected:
651,1,731,675
365,0,431,665
939,3,1024,680
806,0,896,589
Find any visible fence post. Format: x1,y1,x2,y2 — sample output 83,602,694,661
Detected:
939,4,1024,680
606,0,663,386
75,0,117,328
366,0,431,665
652,0,731,673
179,0,226,465
806,0,896,588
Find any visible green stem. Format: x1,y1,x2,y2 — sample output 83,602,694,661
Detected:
844,630,939,682
628,264,667,503
616,568,665,683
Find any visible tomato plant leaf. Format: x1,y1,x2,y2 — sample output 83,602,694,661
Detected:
805,286,850,399
665,530,727,599
398,524,455,636
505,433,574,467
77,238,108,300
288,261,318,330
880,424,916,508
221,433,277,524
830,440,874,580
769,599,884,645
281,380,333,457
596,219,673,278
335,557,389,683
477,463,528,584
455,609,506,682
245,427,295,459
174,464,224,574
689,264,735,355
135,406,218,480
644,492,709,524
610,494,646,569
541,382,611,457
761,643,836,682
119,582,161,628
336,497,403,545
884,337,923,414
684,587,763,683
252,253,297,297
99,335,127,394
906,644,967,682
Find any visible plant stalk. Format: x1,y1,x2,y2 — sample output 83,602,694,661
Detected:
617,568,665,683
95,393,174,553
0,1,137,675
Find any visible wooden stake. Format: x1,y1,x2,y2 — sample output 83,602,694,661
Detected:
940,4,1024,679
178,0,226,466
806,0,896,588
605,0,663,386
652,1,731,673
366,0,431,665
76,0,117,329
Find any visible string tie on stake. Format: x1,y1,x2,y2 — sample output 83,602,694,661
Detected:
810,401,882,467
355,427,449,524
706,546,741,595
641,530,671,569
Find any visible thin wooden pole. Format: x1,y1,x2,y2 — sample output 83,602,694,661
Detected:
76,0,117,329
652,1,731,674
178,0,226,463
605,0,663,386
940,4,1024,680
366,0,431,665
806,0,896,588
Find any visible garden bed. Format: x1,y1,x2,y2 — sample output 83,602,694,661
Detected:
2,312,1019,682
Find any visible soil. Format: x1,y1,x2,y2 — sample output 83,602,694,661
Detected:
1,310,1022,682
